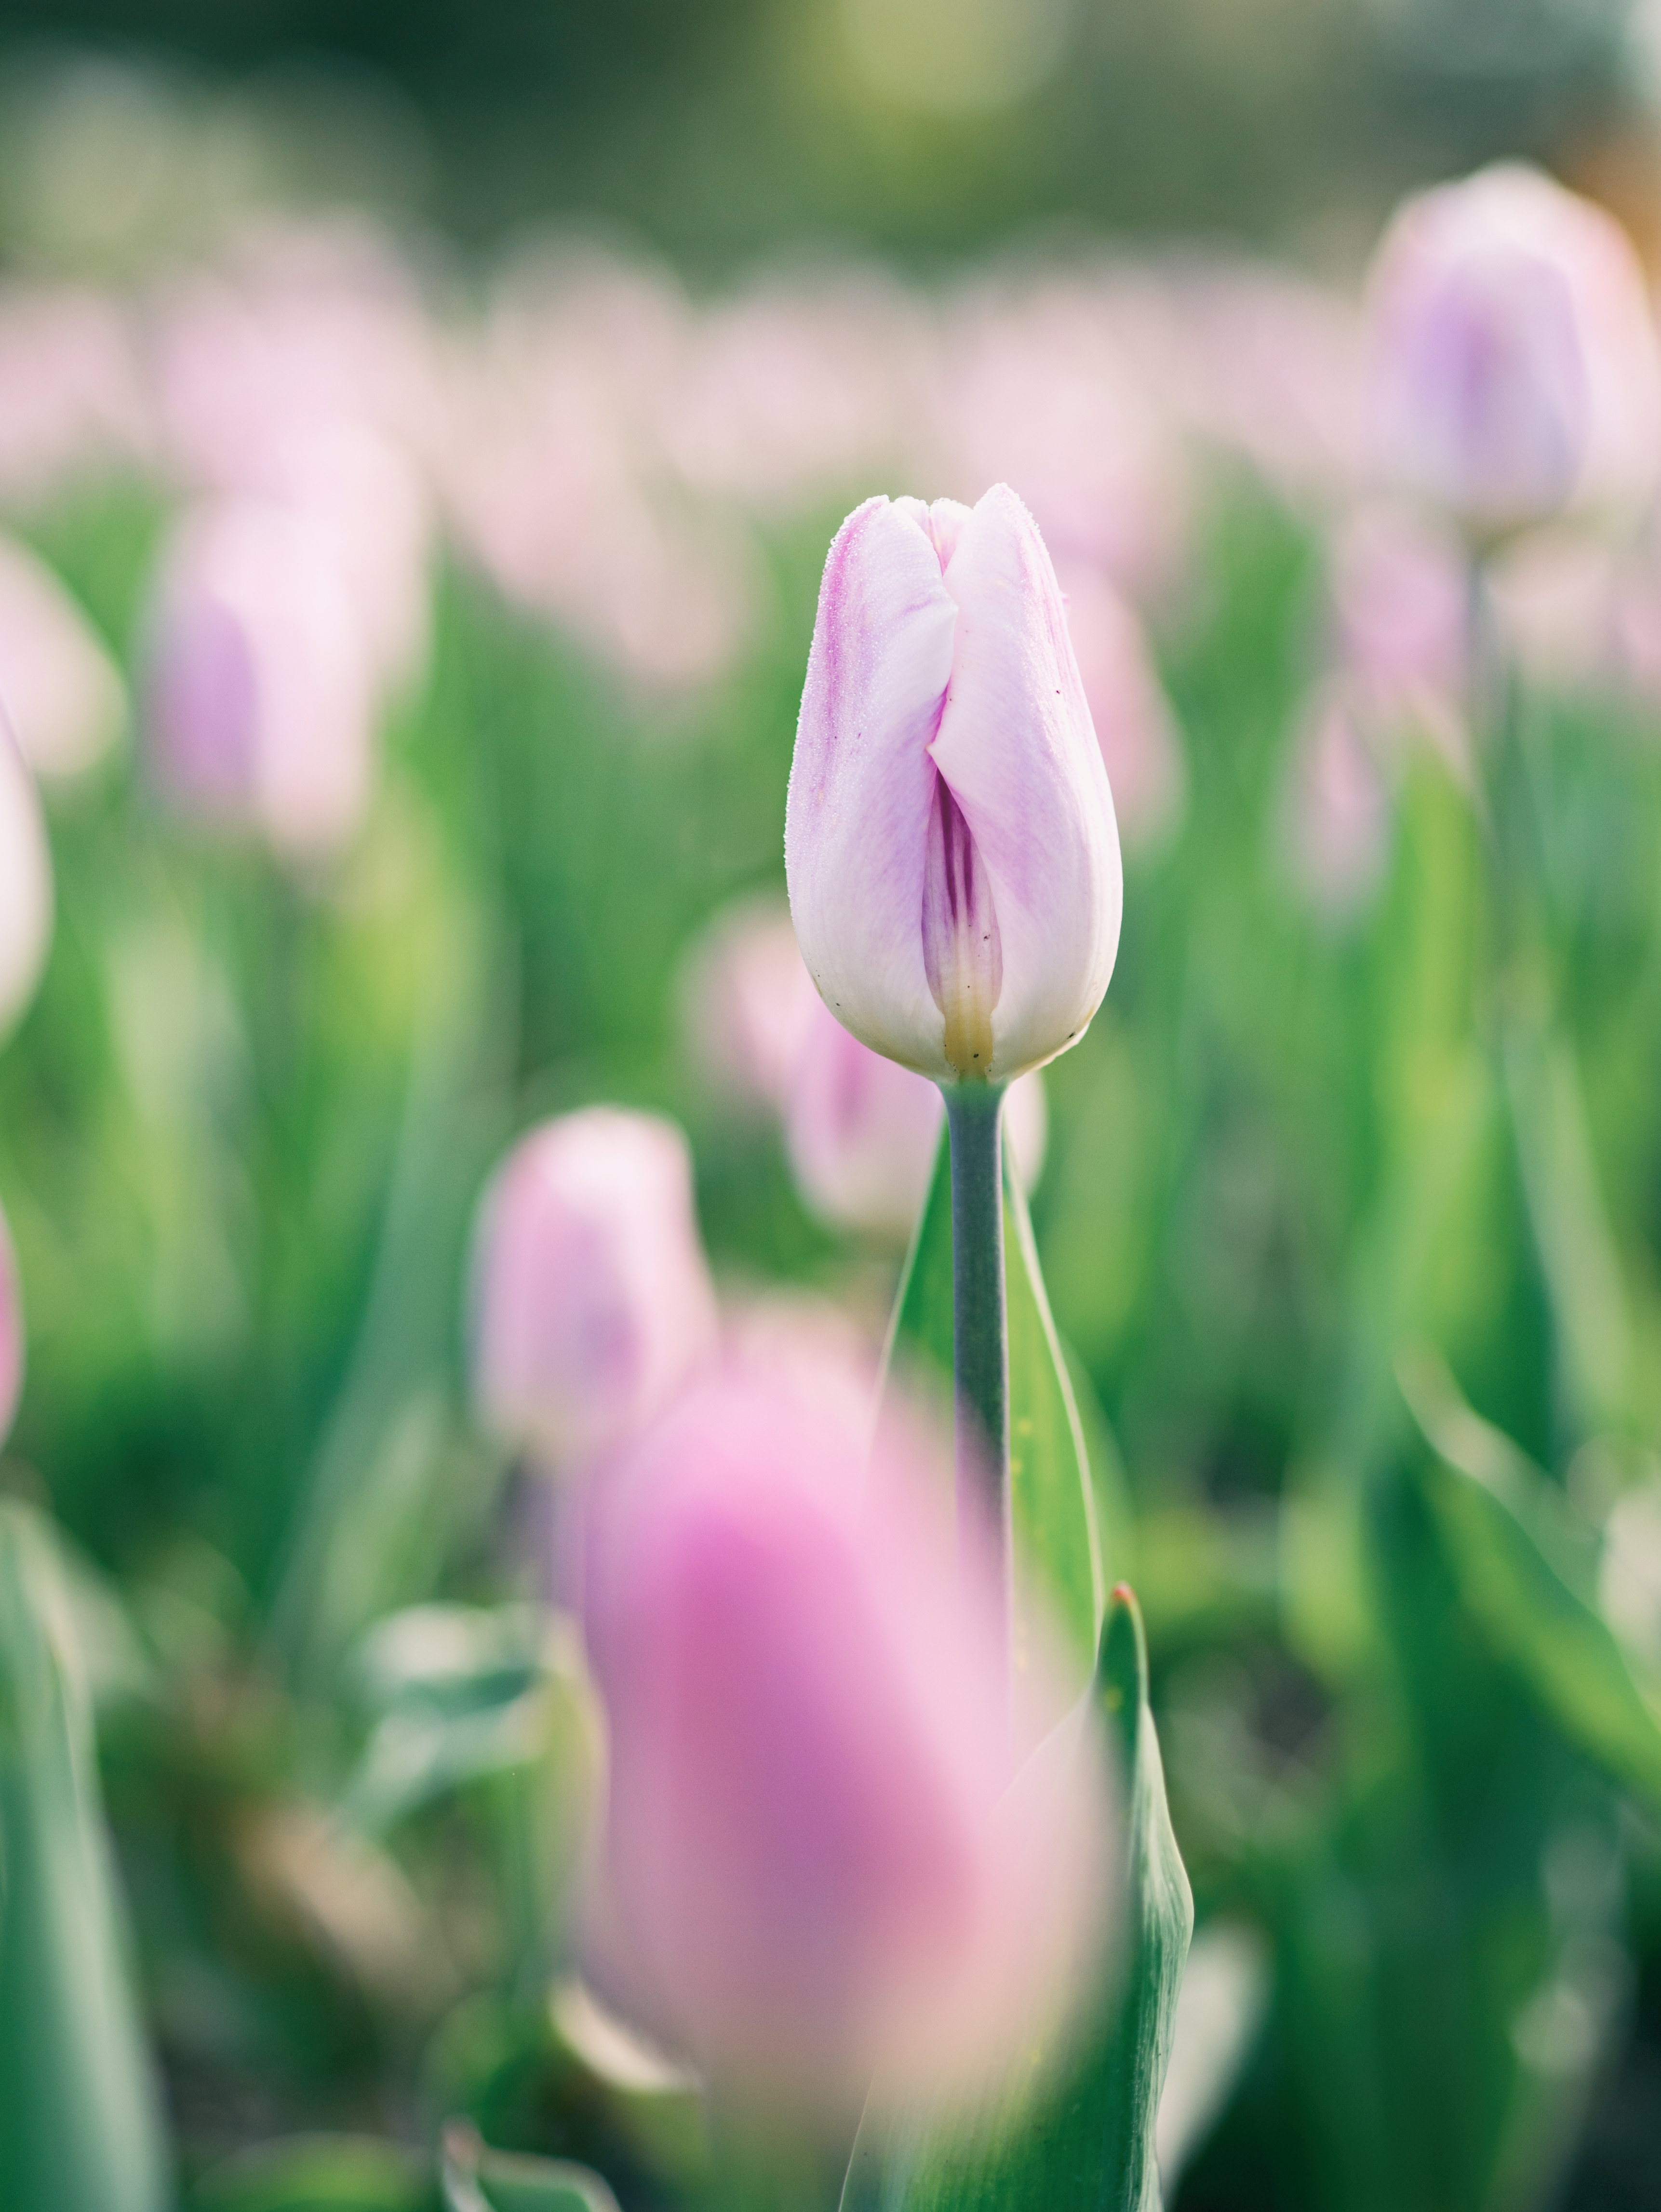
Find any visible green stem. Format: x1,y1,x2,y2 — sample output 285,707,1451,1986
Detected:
943,1081,1011,1682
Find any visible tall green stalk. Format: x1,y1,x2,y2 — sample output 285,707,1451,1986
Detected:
943,1081,1011,1683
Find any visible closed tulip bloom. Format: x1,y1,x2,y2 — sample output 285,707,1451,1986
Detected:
0,1201,21,1445
0,723,52,1041
786,484,1121,1086
470,1109,719,1467
785,989,1047,1239
1365,164,1661,538
583,1369,1113,2114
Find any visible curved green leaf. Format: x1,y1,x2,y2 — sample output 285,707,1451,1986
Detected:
882,1126,1104,1685
0,1503,174,2212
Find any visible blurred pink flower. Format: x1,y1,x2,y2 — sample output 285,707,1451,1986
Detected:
1364,164,1661,539
470,1108,719,1468
0,721,52,1038
676,893,820,1114
1487,528,1624,693
1115,262,1363,503
1325,503,1471,773
0,536,127,780
785,989,1047,1241
582,1367,1114,2114
1058,562,1185,844
0,1198,20,1447
1286,684,1392,917
664,275,924,514
141,500,379,859
444,257,755,694
0,284,150,508
926,276,1188,602
786,485,1122,1085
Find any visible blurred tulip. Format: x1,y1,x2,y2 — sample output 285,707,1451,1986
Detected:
785,484,1122,1085
1286,685,1392,917
582,1368,1114,2115
0,535,126,778
0,283,150,508
1329,503,1469,727
0,1199,21,1446
0,721,53,1037
675,893,820,1113
142,499,378,858
785,990,1048,1239
1364,164,1661,539
1058,563,1185,845
928,280,1187,601
470,1108,719,1468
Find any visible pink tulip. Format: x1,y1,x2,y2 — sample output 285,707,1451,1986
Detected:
785,989,1047,1240
470,1109,719,1467
142,501,378,859
1364,164,1661,538
0,721,52,1038
0,1200,21,1446
0,536,126,780
582,1368,1113,2113
0,283,149,508
785,485,1121,1086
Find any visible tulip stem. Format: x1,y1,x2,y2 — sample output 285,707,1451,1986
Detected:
943,1080,1011,1684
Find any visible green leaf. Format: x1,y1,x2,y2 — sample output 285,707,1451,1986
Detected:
1399,1346,1661,1809
440,2121,621,2212
191,2133,430,2212
842,1586,1193,2212
0,1502,174,2212
883,1126,1105,1688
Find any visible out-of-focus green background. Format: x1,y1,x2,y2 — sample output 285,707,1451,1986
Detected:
5,5,1661,2212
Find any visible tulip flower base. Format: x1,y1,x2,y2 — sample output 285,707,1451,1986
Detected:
841,1589,1193,2212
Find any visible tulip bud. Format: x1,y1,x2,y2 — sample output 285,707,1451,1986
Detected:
0,720,52,1040
785,484,1121,1086
582,1368,1114,2117
470,1108,719,1468
785,988,1047,1240
142,500,378,860
0,1200,22,1447
0,536,126,781
1364,164,1661,539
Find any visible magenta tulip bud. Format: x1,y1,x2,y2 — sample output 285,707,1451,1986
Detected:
1364,164,1661,539
786,484,1121,1086
0,721,52,1040
0,535,126,781
142,501,378,859
470,1109,719,1468
0,1200,21,1446
785,989,1047,1240
582,1368,1114,2115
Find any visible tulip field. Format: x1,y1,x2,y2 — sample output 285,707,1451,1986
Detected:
5,157,1661,2211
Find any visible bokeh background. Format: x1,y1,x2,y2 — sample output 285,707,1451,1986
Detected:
5,2,1661,2208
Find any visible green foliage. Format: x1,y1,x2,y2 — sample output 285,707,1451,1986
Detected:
0,1503,172,2212
884,1125,1104,1689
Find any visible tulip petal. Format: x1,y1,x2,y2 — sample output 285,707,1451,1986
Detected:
786,496,958,1076
932,483,1122,1080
